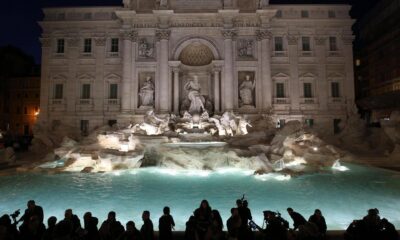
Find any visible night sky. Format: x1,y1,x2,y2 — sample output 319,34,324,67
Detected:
0,0,373,64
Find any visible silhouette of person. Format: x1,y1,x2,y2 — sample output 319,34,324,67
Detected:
99,211,124,240
159,207,175,240
83,212,100,240
194,200,212,240
120,221,142,240
287,208,306,230
140,210,154,240
42,216,57,240
308,209,327,236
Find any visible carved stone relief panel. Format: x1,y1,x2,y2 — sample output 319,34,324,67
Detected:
137,37,156,60
237,38,255,59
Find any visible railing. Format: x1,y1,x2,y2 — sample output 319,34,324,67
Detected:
51,99,64,105
328,51,340,57
300,97,317,104
107,52,120,58
329,97,343,103
273,51,287,57
274,98,289,104
301,51,312,57
78,99,93,105
106,99,120,105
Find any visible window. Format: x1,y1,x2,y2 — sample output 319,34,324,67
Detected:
84,38,92,53
301,10,309,18
81,84,91,99
274,37,284,51
57,39,65,53
111,38,119,52
109,84,118,99
276,83,285,98
329,37,338,51
328,10,336,18
303,83,312,98
54,84,63,99
331,82,340,97
334,119,341,134
302,37,311,51
276,10,282,18
355,59,361,66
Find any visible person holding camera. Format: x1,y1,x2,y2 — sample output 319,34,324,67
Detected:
19,200,44,227
262,211,288,240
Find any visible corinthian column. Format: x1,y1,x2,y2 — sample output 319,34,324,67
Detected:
342,35,355,113
256,29,272,111
121,29,137,113
156,29,171,113
172,67,180,114
222,29,237,111
213,67,222,113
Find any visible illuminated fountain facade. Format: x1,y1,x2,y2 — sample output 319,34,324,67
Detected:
38,0,355,137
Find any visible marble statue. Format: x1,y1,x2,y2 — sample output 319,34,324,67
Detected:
184,75,205,114
237,116,252,135
123,0,131,8
130,110,170,135
139,76,155,107
239,75,256,106
138,39,154,58
156,0,168,9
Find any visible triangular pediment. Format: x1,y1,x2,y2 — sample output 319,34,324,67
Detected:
77,73,95,80
300,72,316,78
52,74,67,81
273,72,290,79
327,72,344,79
104,73,122,81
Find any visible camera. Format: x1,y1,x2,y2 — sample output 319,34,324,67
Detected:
248,220,259,230
10,209,20,220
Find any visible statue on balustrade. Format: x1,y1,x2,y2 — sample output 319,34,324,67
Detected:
139,76,155,107
239,75,256,107
138,39,154,58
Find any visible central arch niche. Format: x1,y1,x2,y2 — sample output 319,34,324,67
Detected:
172,38,221,115
178,42,214,66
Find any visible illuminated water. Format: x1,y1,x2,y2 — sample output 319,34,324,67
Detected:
0,164,400,230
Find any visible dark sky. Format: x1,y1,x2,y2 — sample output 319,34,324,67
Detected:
0,0,372,64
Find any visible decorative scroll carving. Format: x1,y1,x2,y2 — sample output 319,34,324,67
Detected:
94,37,107,46
156,29,171,41
122,30,138,42
287,35,298,45
314,37,327,46
255,30,272,41
221,29,237,39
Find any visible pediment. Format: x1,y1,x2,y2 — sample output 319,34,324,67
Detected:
272,72,290,79
299,72,316,78
327,72,344,79
104,73,122,81
52,74,67,81
77,73,95,80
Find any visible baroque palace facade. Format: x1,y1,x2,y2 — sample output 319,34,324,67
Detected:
39,0,355,135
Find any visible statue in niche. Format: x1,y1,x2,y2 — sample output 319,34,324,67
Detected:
239,75,256,107
123,0,131,8
138,39,154,58
184,75,206,114
238,40,254,58
139,76,155,107
156,0,168,9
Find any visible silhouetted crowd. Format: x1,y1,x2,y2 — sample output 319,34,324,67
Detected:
0,199,398,240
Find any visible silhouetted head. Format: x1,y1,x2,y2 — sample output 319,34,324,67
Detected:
108,211,116,221
126,221,136,231
163,207,170,215
287,208,293,214
243,200,248,208
314,209,322,216
200,200,210,209
48,216,57,227
0,215,11,226
142,211,150,221
84,212,92,221
263,211,275,220
65,209,73,219
236,199,242,207
211,210,221,219
27,200,36,210
231,208,238,216
381,218,389,225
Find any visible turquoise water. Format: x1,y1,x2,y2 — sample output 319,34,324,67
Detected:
0,164,400,230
